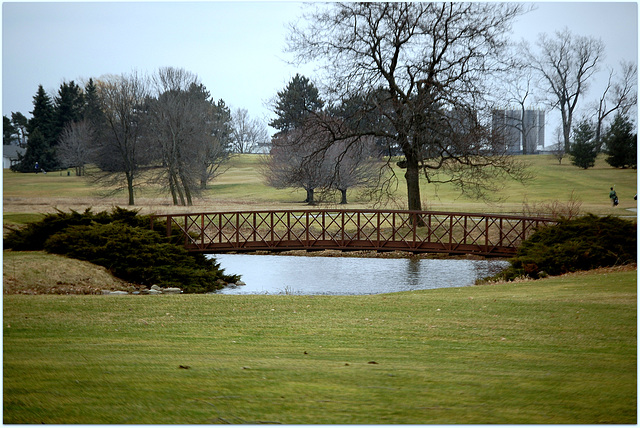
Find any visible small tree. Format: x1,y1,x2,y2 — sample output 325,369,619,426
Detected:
231,108,269,154
570,119,598,169
550,126,566,164
57,120,95,176
265,125,327,205
604,113,637,169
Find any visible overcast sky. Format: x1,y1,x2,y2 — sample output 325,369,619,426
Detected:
2,1,638,140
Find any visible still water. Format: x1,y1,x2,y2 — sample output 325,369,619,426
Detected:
210,254,510,295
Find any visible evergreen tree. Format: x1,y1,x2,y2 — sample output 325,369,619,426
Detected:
83,78,107,148
14,85,57,171
26,85,55,142
83,79,105,128
570,119,598,169
11,112,29,146
54,80,85,141
604,113,637,169
269,74,324,132
3,116,18,145
11,129,55,172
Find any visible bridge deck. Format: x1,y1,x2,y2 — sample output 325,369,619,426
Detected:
151,209,555,257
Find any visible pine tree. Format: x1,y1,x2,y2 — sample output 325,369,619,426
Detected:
11,129,55,172
604,113,637,169
3,116,18,145
14,86,57,172
570,119,598,169
83,79,105,127
26,85,55,142
269,74,324,132
54,80,85,141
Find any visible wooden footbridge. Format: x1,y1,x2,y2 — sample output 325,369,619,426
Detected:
151,209,555,257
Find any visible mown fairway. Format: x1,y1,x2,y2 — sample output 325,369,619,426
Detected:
3,155,637,423
3,153,638,219
3,268,636,424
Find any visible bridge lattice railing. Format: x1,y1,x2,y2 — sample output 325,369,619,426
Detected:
150,209,556,256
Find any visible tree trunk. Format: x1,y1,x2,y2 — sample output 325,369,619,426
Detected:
171,170,185,206
126,172,135,206
339,188,348,204
305,188,315,205
181,173,193,206
561,108,572,153
405,156,422,211
404,154,425,226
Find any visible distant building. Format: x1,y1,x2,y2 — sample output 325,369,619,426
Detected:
492,109,545,154
3,145,25,169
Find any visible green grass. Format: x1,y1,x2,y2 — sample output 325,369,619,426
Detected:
3,168,96,198
4,269,636,424
3,153,637,215
3,213,45,226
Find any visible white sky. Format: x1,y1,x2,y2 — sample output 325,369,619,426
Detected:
2,1,638,140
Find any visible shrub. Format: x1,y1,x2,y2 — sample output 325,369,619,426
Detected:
496,214,636,281
4,207,186,251
5,208,239,293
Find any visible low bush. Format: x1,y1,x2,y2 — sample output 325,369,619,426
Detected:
496,214,636,281
4,207,150,251
5,208,239,293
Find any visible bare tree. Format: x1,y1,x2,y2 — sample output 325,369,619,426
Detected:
287,2,529,214
264,114,382,205
324,129,379,204
231,108,269,154
550,126,566,165
264,122,328,205
199,98,233,189
497,66,545,155
93,71,151,205
593,61,637,151
148,67,231,205
525,28,605,153
57,119,95,176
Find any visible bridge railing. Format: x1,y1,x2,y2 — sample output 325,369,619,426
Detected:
150,209,556,256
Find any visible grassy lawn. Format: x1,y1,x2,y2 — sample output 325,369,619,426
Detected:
3,267,636,424
3,154,637,423
3,153,637,216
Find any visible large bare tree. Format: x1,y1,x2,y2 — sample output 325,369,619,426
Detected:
524,28,605,153
287,2,529,213
94,71,151,205
593,61,637,150
148,67,231,205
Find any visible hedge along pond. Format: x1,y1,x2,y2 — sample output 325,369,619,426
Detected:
210,254,510,295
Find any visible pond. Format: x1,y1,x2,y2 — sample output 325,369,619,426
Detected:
209,254,510,295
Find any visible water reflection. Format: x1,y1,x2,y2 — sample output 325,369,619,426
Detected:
210,254,509,295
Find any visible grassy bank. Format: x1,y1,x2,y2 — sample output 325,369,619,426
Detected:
2,251,134,295
3,267,636,424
